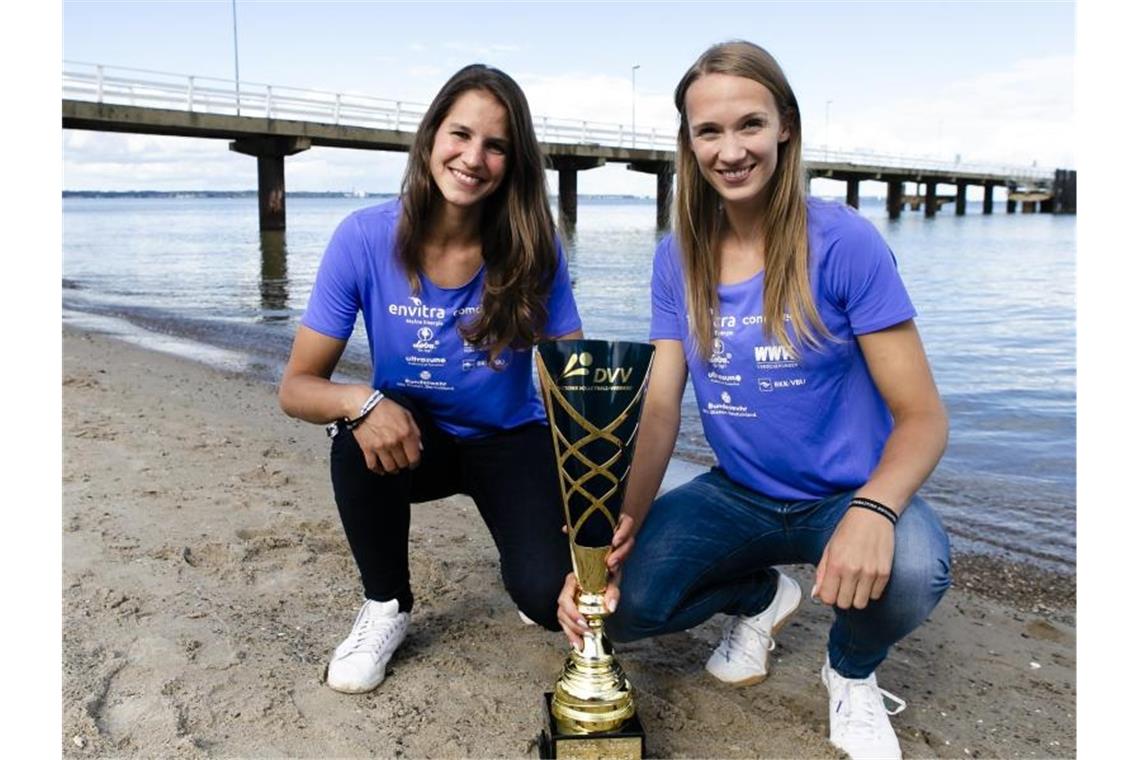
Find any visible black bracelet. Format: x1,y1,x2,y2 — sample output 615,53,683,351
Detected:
848,496,898,526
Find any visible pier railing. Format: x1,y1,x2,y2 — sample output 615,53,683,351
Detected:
63,61,1054,182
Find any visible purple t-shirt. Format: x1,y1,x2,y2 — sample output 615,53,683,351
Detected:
650,197,917,500
302,199,582,438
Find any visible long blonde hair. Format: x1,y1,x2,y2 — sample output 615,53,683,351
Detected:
673,40,828,358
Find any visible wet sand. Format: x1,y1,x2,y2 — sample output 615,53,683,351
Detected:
62,327,1075,757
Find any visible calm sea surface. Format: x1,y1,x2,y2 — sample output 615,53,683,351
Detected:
62,196,1076,572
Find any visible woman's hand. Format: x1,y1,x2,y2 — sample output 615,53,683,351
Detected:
812,507,895,610
605,513,636,573
556,569,622,651
351,399,422,474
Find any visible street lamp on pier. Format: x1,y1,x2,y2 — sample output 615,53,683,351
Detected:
232,0,241,115
824,99,833,162
631,64,640,148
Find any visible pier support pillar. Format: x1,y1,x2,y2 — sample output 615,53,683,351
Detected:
1054,169,1077,214
630,160,676,230
983,183,994,215
550,156,605,236
656,169,674,228
887,180,903,219
1022,200,1037,213
229,136,312,230
924,182,938,218
955,183,967,216
846,179,860,209
1007,196,1017,214
558,170,578,233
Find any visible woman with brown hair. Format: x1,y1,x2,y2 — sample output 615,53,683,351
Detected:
557,41,950,759
280,64,582,694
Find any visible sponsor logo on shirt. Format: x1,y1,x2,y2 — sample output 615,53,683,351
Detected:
709,337,733,369
753,344,798,369
715,314,736,337
405,355,446,367
413,326,440,353
388,296,446,325
758,376,807,391
707,369,742,386
461,354,509,372
702,391,758,418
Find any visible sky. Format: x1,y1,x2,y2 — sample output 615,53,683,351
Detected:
61,0,1076,196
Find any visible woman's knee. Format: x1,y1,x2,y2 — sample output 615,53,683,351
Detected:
887,496,952,613
503,565,565,632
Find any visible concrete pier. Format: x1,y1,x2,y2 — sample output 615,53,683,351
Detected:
1054,169,1077,214
983,183,994,215
549,156,605,235
887,180,903,220
229,136,311,230
62,99,1072,231
629,160,674,229
956,183,967,216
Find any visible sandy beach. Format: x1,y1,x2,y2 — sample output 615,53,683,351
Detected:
62,326,1075,758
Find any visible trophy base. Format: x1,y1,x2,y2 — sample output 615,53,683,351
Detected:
539,692,645,759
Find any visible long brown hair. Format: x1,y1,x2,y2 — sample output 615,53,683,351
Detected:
673,40,829,358
396,64,557,360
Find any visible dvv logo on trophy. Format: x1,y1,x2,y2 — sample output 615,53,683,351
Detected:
560,350,635,388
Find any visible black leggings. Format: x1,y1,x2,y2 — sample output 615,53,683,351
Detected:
328,397,571,632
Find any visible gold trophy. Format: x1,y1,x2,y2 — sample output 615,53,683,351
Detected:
535,340,656,759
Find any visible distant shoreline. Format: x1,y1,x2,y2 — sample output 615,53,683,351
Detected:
62,190,658,201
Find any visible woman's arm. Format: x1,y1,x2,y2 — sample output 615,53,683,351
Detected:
279,326,370,423
279,325,422,474
613,338,689,542
813,319,947,611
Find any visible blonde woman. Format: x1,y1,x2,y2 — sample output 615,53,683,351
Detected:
281,64,582,694
557,41,950,759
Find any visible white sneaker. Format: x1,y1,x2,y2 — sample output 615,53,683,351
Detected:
518,610,537,626
821,657,907,760
325,599,409,694
706,570,802,685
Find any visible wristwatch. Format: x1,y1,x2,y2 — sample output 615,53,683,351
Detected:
326,389,385,438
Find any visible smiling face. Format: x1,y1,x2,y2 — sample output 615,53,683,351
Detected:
429,88,510,212
684,73,790,211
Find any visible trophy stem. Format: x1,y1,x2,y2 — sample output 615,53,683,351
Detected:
551,592,635,735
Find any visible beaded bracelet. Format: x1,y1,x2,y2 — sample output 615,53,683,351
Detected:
848,496,898,526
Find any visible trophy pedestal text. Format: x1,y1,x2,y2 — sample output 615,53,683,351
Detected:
539,692,645,759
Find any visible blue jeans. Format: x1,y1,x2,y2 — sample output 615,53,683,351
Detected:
608,467,951,679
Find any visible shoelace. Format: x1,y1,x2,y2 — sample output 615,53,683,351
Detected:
717,615,775,666
833,676,907,739
338,606,401,659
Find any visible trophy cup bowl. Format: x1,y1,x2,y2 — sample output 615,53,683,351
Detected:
535,339,655,759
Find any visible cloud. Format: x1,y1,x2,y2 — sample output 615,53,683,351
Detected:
442,41,522,57
517,72,678,146
815,54,1074,168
